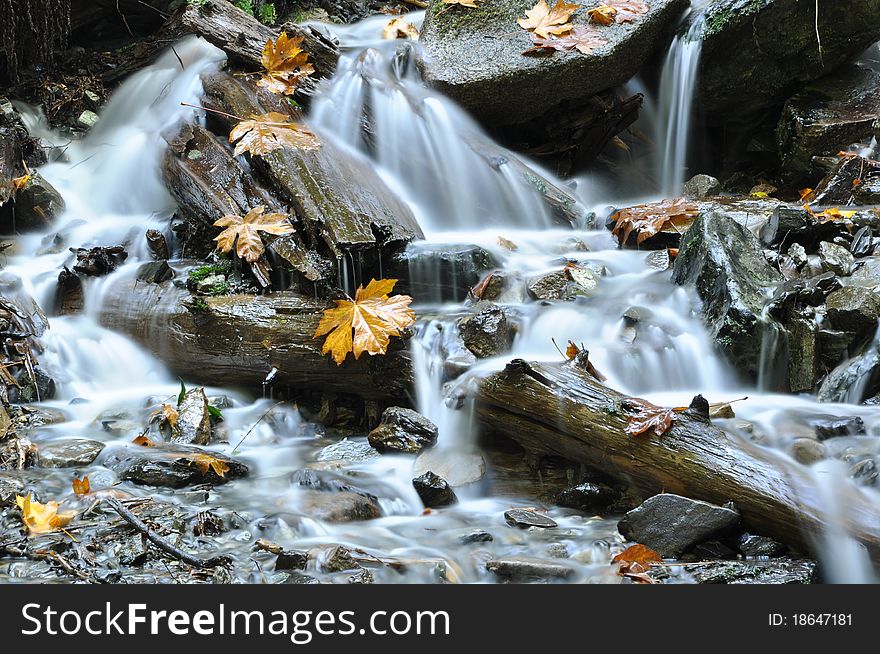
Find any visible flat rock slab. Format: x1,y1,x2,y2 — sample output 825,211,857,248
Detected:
504,508,557,529
617,493,740,558
655,558,817,584
102,443,247,488
36,438,105,468
486,557,574,581
419,0,689,125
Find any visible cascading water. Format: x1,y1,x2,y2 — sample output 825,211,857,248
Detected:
4,9,880,584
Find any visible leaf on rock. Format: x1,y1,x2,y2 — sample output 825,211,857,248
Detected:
214,205,294,263
612,543,662,566
624,398,675,438
150,403,180,429
497,236,519,251
808,206,857,223
523,25,608,55
799,187,815,201
133,434,156,447
587,4,617,25
606,0,648,23
16,494,75,534
611,197,698,246
441,0,481,7
257,32,314,96
383,17,419,40
518,0,579,39
190,453,230,478
229,112,320,157
72,476,90,495
314,278,416,365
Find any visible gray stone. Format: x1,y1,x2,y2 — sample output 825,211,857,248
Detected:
811,415,866,440
314,545,359,572
819,241,855,276
826,286,879,344
390,242,496,303
673,559,817,584
556,481,618,513
788,437,827,465
413,448,485,487
10,173,65,232
849,457,878,486
0,473,25,506
672,212,784,383
682,174,721,199
485,557,574,581
412,471,458,508
457,304,514,358
275,550,309,571
102,443,247,488
316,439,379,463
736,533,787,558
77,110,100,128
818,340,880,403
617,493,740,558
698,0,880,123
419,0,689,126
527,270,568,301
136,260,173,284
173,387,213,446
368,407,438,454
504,508,557,529
787,243,808,270
458,529,493,545
36,438,105,468
299,490,381,523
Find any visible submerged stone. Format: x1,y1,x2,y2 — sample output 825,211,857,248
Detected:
368,407,438,454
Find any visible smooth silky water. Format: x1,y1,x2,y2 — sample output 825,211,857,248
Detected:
3,6,879,583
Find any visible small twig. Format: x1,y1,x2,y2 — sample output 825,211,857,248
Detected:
180,102,242,122
233,401,284,452
105,498,230,569
1,544,104,583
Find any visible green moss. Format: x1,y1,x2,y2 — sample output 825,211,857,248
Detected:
204,281,230,296
430,0,512,35
188,261,232,284
703,0,770,38
258,2,276,24
188,297,211,312
235,0,254,15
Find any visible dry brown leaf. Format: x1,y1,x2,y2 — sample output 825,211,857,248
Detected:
612,543,662,566
799,187,815,201
587,4,616,25
811,206,857,223
190,453,230,478
16,494,75,534
441,0,481,7
133,434,156,447
150,403,179,429
257,32,314,96
624,397,675,438
611,198,698,246
606,0,648,23
382,17,419,40
314,278,416,365
72,476,90,495
565,340,580,360
497,236,519,251
12,173,30,191
214,205,294,263
229,112,320,157
524,25,608,55
518,0,579,38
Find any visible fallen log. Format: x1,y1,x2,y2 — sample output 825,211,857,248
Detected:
474,359,880,560
97,268,414,403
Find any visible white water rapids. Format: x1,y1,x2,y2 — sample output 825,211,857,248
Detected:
2,6,879,583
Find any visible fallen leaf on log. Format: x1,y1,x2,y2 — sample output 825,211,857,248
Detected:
314,278,416,365
214,205,294,263
257,32,314,96
229,112,320,157
624,398,675,438
611,198,698,246
190,453,230,478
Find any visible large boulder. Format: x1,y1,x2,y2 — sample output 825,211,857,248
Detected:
698,0,880,123
672,211,784,383
419,0,689,126
777,64,880,180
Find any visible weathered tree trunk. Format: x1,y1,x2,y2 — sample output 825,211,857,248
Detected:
474,359,880,560
97,269,413,403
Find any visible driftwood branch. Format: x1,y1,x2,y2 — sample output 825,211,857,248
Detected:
474,359,880,560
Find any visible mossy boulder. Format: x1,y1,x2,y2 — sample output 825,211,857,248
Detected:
698,0,880,123
418,0,689,125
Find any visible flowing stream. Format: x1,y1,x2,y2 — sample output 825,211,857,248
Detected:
3,8,880,583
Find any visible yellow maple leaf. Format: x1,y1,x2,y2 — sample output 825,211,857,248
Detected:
150,403,180,429
383,17,419,40
257,32,315,96
72,476,90,495
190,453,230,478
133,434,156,447
518,0,579,39
214,205,294,263
229,112,321,157
16,494,75,535
587,4,617,25
314,278,416,365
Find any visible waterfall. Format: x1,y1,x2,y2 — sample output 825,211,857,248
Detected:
655,3,708,196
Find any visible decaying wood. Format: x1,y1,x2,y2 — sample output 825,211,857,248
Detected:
97,267,414,403
474,359,880,560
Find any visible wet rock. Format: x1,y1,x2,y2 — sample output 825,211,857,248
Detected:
556,481,619,514
849,457,878,486
759,206,813,249
788,437,827,465
419,0,689,126
457,304,514,358
314,545,359,573
504,508,557,529
814,154,880,206
617,493,740,558
777,64,880,180
672,212,784,383
854,175,880,205
825,286,879,347
788,243,808,270
441,327,478,379
299,490,381,523
527,271,567,301
275,550,309,571
675,558,817,584
412,471,457,508
851,227,873,258
77,110,99,129
173,387,213,446
458,529,493,545
693,540,737,560
0,473,25,506
10,173,65,232
116,539,148,567
316,439,379,463
103,443,247,488
413,449,485,487
146,229,170,261
71,245,128,277
698,0,880,123
56,268,84,315
368,407,438,454
7,368,57,404
811,415,866,441
819,340,880,403
485,557,574,581
819,241,855,276
390,243,497,303
36,439,105,468
136,260,173,284
683,174,721,199
736,533,787,558
291,469,377,499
